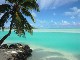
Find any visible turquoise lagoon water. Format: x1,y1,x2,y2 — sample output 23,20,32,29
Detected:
0,29,80,54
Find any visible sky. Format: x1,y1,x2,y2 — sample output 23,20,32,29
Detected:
0,0,80,29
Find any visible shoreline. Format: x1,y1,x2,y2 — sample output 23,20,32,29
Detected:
0,29,80,33
28,44,79,60
33,29,80,33
3,42,80,55
1,43,80,60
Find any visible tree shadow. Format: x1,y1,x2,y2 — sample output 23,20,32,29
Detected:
75,54,80,60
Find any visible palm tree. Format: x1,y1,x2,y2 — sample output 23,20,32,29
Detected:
0,0,39,45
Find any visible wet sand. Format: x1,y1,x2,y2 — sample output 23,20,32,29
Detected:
0,45,80,60
28,45,79,60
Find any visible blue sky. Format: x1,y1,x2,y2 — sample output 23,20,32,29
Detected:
0,0,80,28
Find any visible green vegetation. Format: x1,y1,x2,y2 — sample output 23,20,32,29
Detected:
0,0,39,45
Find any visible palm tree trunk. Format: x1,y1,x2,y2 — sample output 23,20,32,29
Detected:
0,21,13,45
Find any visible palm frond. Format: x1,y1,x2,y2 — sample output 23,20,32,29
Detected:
21,8,35,23
0,12,10,30
22,0,39,11
6,0,24,3
6,0,17,3
0,4,11,13
0,0,39,36
17,11,33,34
12,11,33,37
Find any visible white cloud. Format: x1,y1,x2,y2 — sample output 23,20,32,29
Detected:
78,23,80,25
72,21,76,25
61,20,70,25
38,0,53,9
49,20,71,25
36,19,47,24
38,0,78,10
35,19,80,28
71,16,75,19
72,21,80,25
65,7,80,19
53,22,57,25
50,20,57,25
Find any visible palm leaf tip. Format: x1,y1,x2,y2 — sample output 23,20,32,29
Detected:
22,0,39,11
21,8,35,23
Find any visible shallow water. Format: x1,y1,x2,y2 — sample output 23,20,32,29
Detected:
0,29,80,55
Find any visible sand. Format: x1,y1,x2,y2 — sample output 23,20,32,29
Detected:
0,49,22,60
1,29,80,33
33,29,80,33
27,45,79,60
0,45,79,60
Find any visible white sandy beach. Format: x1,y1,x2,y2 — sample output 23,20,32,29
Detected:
0,45,79,60
27,45,79,60
33,29,80,33
1,29,80,33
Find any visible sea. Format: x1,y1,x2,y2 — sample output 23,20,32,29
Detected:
0,29,80,55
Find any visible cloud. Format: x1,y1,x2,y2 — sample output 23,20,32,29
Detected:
65,7,80,19
50,20,57,25
51,20,54,23
50,20,70,25
33,19,80,28
54,22,57,25
70,16,75,19
38,0,78,10
72,21,80,25
38,0,54,9
60,20,70,25
72,21,76,25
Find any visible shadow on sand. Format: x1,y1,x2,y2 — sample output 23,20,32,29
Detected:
28,49,69,60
